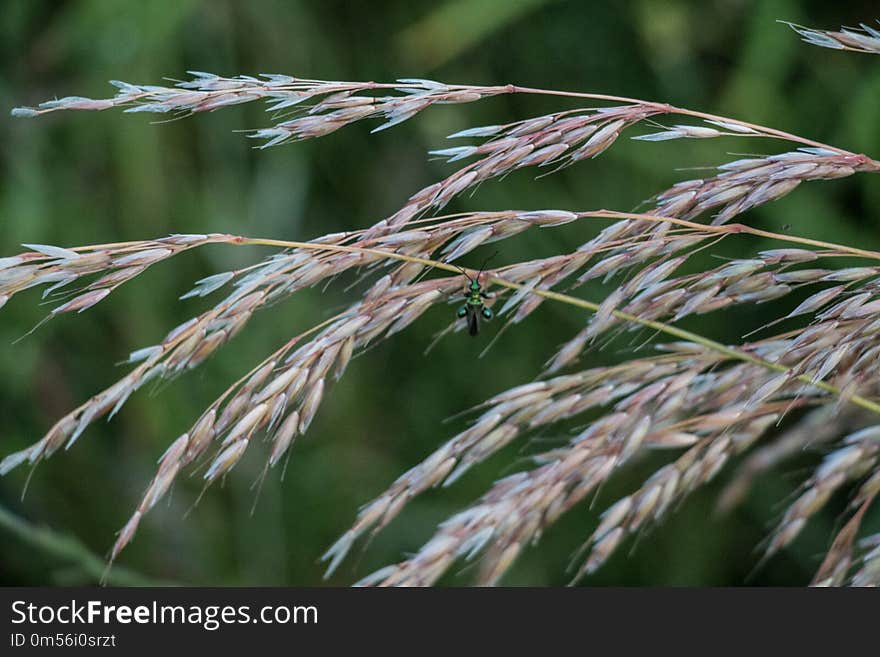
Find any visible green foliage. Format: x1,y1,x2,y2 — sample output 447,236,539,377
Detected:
2,1,879,585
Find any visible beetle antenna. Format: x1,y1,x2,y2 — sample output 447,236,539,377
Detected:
454,263,473,283
477,251,499,279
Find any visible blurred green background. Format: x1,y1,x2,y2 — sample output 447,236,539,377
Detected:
2,0,880,586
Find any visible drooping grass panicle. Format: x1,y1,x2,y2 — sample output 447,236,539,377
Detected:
5,18,880,586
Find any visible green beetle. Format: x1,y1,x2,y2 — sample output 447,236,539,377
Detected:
456,255,495,336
